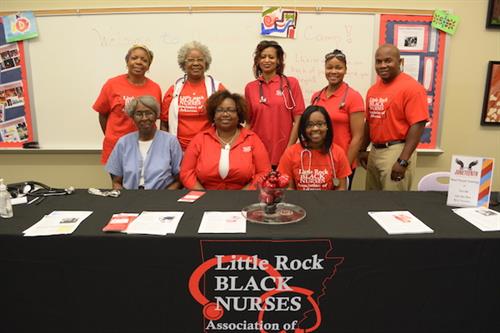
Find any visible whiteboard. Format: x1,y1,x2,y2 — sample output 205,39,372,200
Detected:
26,11,376,149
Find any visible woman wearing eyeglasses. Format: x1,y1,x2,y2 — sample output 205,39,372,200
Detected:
180,90,271,190
161,41,225,151
277,105,351,191
93,44,162,164
310,49,365,189
106,96,183,190
244,40,305,168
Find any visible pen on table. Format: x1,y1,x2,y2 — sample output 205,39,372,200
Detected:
27,197,41,205
35,196,46,205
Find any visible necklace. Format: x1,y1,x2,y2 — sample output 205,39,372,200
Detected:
216,129,239,150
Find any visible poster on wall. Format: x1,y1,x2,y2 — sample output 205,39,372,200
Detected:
380,15,447,150
2,11,39,43
0,17,33,147
260,7,298,38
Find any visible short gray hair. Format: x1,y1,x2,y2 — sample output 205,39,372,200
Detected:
177,41,212,72
125,95,160,118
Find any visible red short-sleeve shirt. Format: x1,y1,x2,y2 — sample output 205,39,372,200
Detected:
93,74,162,164
365,73,428,144
311,82,365,168
245,74,305,165
278,143,351,190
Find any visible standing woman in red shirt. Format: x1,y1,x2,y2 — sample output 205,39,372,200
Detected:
245,40,305,168
93,44,162,164
310,49,365,189
180,90,271,190
161,41,225,151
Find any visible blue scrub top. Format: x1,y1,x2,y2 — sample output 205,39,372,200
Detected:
106,130,183,189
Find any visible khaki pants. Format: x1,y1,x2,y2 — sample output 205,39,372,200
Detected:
365,144,416,191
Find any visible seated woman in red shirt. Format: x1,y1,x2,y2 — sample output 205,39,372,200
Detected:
278,105,351,190
180,90,271,190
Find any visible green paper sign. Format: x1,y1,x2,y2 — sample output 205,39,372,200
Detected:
432,10,460,35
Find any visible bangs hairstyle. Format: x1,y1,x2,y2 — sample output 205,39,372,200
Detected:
299,105,334,154
324,49,347,65
125,44,154,64
125,95,160,118
206,90,248,126
253,40,285,78
177,40,212,72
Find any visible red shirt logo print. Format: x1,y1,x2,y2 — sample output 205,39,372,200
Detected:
179,95,205,113
368,97,388,119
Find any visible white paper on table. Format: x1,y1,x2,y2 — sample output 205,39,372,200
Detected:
368,211,434,235
23,210,92,237
198,211,247,233
452,207,500,231
125,211,183,236
12,196,28,205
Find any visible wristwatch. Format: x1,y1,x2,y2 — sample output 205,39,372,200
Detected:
397,158,410,167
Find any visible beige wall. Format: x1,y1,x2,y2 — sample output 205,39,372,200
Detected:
1,0,499,190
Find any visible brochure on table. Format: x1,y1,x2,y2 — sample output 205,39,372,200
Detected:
447,155,495,208
198,211,246,233
368,211,434,235
453,207,500,232
23,211,92,237
125,211,183,236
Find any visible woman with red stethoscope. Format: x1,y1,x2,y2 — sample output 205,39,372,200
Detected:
277,105,351,191
244,40,305,168
310,49,365,189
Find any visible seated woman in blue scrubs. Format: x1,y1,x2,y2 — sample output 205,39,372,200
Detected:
106,95,183,189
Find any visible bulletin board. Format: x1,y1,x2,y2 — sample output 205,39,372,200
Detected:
379,14,447,150
0,18,34,147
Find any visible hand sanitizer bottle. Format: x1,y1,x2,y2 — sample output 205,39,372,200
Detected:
0,179,13,218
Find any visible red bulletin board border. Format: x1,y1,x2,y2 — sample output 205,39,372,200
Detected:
0,17,34,148
379,14,446,150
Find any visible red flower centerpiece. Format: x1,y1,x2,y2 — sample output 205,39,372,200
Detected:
258,171,289,215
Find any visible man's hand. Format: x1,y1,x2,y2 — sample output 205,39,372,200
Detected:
358,151,369,169
391,161,407,181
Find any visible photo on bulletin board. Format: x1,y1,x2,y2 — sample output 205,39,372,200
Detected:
0,17,34,147
380,14,447,150
481,61,500,126
486,0,500,29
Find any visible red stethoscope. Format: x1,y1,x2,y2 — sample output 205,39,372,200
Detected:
311,83,349,110
188,254,322,333
259,75,296,110
299,148,340,189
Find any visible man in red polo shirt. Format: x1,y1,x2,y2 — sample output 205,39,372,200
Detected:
359,44,428,190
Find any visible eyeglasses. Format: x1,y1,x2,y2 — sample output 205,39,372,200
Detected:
215,108,238,114
133,111,156,118
186,58,205,64
325,49,346,61
306,121,327,129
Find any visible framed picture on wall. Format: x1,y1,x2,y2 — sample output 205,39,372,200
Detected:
486,0,500,29
481,61,500,126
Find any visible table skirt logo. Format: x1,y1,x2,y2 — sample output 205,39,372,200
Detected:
189,240,343,332
454,158,479,177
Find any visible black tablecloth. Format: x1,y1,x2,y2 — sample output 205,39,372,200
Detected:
0,190,499,333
